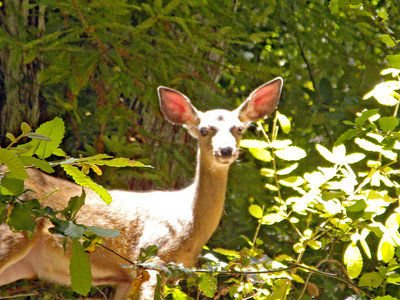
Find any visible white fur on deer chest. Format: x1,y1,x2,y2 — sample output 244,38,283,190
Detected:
108,189,194,254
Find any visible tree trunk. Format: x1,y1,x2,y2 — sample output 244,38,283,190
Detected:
0,0,44,144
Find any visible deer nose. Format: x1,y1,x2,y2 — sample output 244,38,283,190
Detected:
220,147,233,158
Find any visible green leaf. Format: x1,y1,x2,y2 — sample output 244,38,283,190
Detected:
343,243,363,278
6,133,16,142
374,296,400,300
0,149,28,179
359,272,383,288
171,288,191,300
20,156,54,173
387,273,400,285
379,116,399,132
386,54,400,69
138,245,159,262
198,274,217,298
380,34,397,47
70,239,92,296
328,0,339,14
275,146,306,161
22,117,65,159
25,132,52,141
88,157,148,168
0,174,24,196
85,226,121,238
248,204,263,219
0,201,6,222
7,203,35,232
335,128,363,145
213,248,240,258
20,122,32,134
62,189,86,220
60,221,85,239
355,109,380,126
62,165,112,204
276,112,291,134
53,148,67,157
346,199,366,213
319,77,333,102
248,148,272,162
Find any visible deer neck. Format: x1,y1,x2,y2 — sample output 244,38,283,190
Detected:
190,148,230,246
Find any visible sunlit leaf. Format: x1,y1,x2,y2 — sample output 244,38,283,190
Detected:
355,138,397,160
0,149,28,179
344,153,365,164
343,243,363,278
316,144,335,163
360,229,371,259
377,234,395,263
279,176,305,187
240,139,269,148
62,165,112,204
277,163,298,175
213,248,240,258
363,81,400,106
275,146,306,161
248,148,272,162
276,112,291,134
265,183,279,191
262,213,284,225
268,139,292,149
260,168,275,177
248,204,263,219
381,68,400,77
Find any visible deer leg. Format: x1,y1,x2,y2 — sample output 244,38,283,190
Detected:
138,269,159,300
0,257,36,285
0,225,37,285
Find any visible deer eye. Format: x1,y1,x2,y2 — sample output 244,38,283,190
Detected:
200,127,209,136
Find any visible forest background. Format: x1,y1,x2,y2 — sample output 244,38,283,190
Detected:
2,0,400,299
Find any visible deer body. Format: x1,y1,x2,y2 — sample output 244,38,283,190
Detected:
0,78,283,299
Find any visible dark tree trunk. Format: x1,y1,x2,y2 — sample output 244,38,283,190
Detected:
0,0,45,144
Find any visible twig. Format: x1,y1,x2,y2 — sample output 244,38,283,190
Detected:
362,0,400,52
0,293,38,299
290,262,372,299
92,239,373,298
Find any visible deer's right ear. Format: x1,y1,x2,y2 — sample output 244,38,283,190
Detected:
158,87,200,126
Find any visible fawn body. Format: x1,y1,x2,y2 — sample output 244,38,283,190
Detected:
0,78,283,299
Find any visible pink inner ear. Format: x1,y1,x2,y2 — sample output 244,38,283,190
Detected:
166,92,188,113
253,84,277,109
164,90,193,122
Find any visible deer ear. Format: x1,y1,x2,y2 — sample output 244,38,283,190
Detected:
158,87,200,126
237,77,283,122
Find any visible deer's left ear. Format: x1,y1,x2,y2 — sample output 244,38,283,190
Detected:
236,77,283,122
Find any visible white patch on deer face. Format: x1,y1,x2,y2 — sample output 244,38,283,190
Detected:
191,109,246,165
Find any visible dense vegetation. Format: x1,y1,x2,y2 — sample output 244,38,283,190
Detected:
2,0,400,299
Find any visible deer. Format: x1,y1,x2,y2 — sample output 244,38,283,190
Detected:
0,77,283,299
